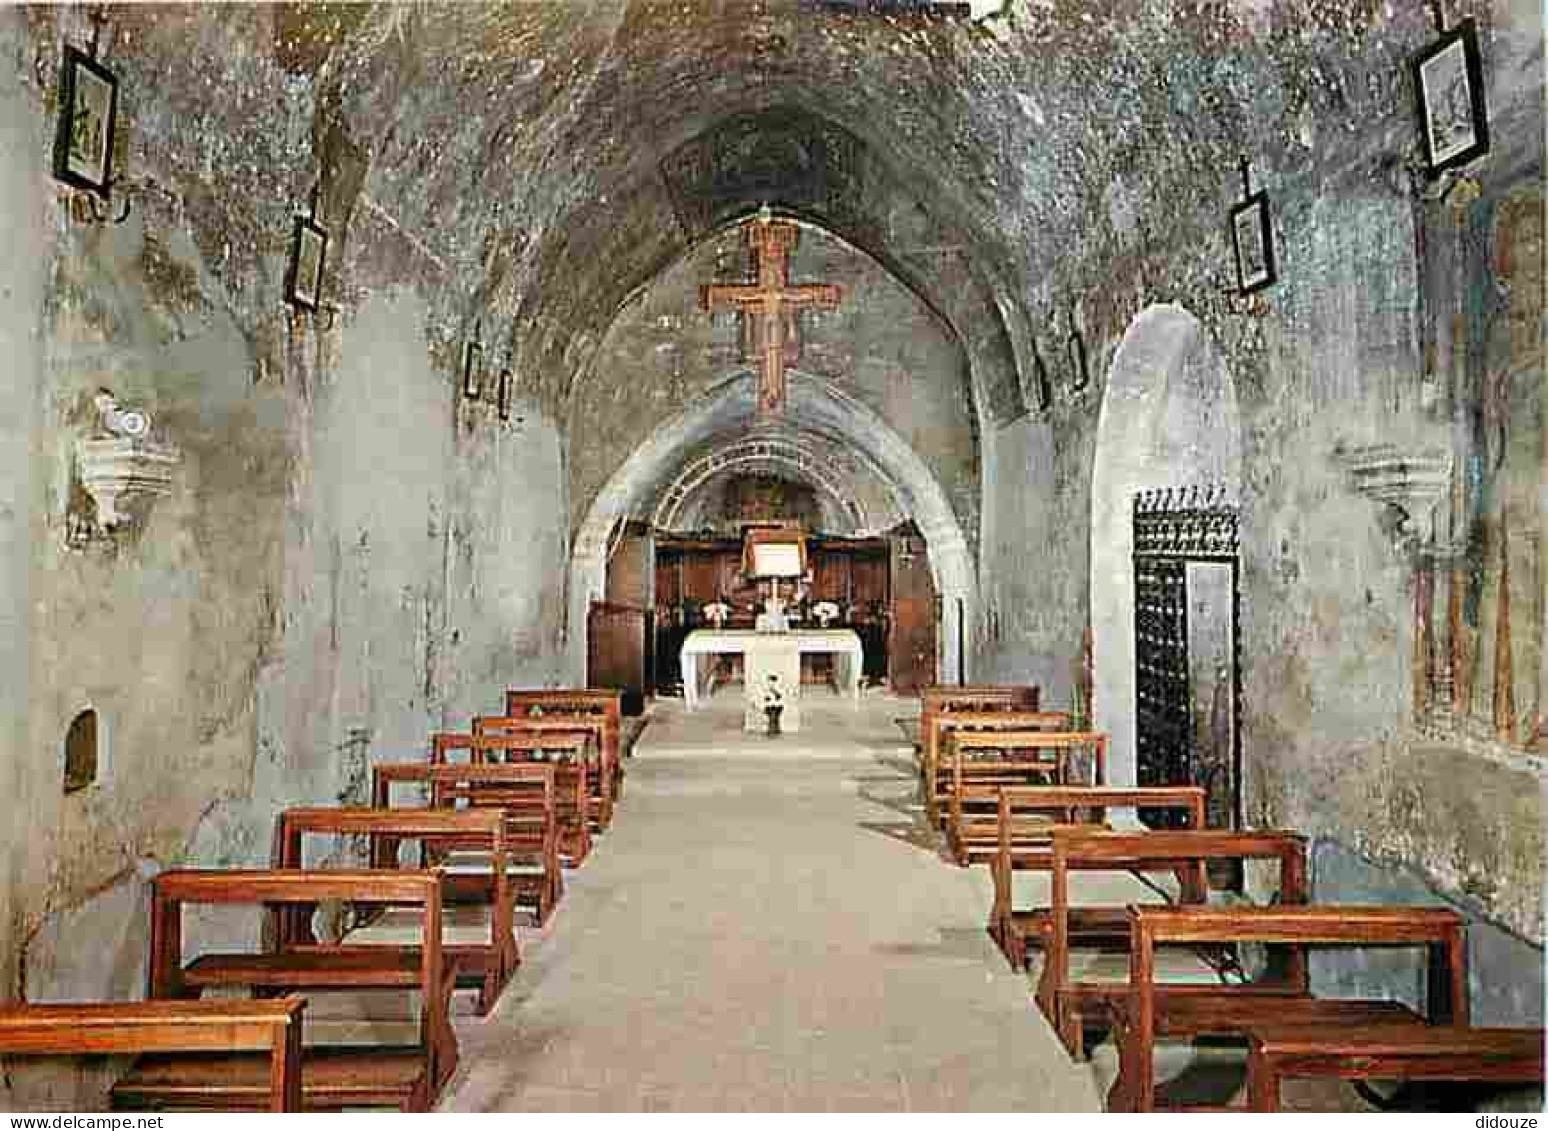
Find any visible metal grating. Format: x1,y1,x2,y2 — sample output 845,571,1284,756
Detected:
1132,484,1241,836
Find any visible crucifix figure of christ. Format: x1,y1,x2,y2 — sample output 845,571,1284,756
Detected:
700,206,843,418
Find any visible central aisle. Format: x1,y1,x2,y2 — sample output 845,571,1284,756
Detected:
438,690,1104,1112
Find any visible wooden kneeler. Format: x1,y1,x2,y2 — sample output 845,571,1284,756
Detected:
433,729,596,865
476,714,617,832
1112,903,1470,1112
917,684,1040,763
1040,827,1298,1059
985,786,1206,971
373,760,564,928
0,998,304,1112
274,805,519,1015
1246,1021,1545,1112
113,868,454,1112
921,712,1073,827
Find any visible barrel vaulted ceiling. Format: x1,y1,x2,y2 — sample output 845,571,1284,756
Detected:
294,0,1464,429
91,1,1504,445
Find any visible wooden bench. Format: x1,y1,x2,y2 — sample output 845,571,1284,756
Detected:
274,806,518,1016
114,868,454,1112
988,787,1206,971
505,685,625,770
943,730,1109,859
917,685,1040,754
1041,828,1301,1058
0,998,304,1112
468,719,607,831
922,711,1072,826
1112,903,1469,1112
1246,1021,1545,1112
435,728,596,865
916,687,1041,772
478,711,616,829
372,760,563,928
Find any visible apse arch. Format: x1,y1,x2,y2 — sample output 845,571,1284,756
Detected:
1089,304,1242,787
568,369,976,684
651,432,901,535
668,468,856,536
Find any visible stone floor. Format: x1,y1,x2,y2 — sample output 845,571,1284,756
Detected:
432,689,1098,1110
429,687,1273,1112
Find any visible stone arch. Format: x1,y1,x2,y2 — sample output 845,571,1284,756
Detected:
1089,304,1241,786
569,369,976,683
668,466,859,537
652,436,876,535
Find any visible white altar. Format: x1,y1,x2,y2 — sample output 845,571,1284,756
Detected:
679,629,864,733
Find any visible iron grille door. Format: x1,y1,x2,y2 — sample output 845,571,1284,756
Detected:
1132,485,1242,833
1135,555,1190,824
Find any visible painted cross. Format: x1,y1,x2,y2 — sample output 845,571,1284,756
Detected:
700,206,842,418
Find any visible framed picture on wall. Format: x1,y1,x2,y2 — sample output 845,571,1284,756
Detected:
461,340,485,400
1413,18,1489,177
286,215,328,312
53,46,119,197
1031,339,1052,413
497,367,513,420
1066,326,1089,392
1229,190,1276,295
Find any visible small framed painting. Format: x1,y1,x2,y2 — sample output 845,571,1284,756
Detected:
1067,327,1089,392
1413,18,1489,177
1230,191,1276,295
53,46,118,197
497,368,513,420
286,216,328,312
461,341,484,400
1032,342,1052,412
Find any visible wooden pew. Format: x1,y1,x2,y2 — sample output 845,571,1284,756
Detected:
944,730,1109,859
918,685,1040,748
916,686,1041,776
274,806,518,1016
114,868,454,1112
473,717,613,841
372,760,563,928
477,712,614,830
484,702,620,828
1040,828,1297,1058
1246,1021,1545,1112
988,786,1206,971
922,710,1072,826
505,685,625,767
1113,903,1469,1112
434,729,596,865
0,998,304,1113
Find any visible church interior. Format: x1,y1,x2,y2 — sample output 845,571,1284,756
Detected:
0,0,1544,1113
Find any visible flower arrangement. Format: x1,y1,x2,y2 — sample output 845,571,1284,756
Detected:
812,600,840,627
703,600,732,627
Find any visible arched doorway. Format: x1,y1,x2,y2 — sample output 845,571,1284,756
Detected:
1090,305,1242,808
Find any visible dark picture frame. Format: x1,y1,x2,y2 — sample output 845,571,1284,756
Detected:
1230,190,1276,295
53,45,118,198
286,216,328,313
1413,18,1489,177
461,341,485,400
497,368,513,420
1031,341,1052,413
1067,326,1089,392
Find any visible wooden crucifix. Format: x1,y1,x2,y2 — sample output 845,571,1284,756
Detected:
700,206,842,418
